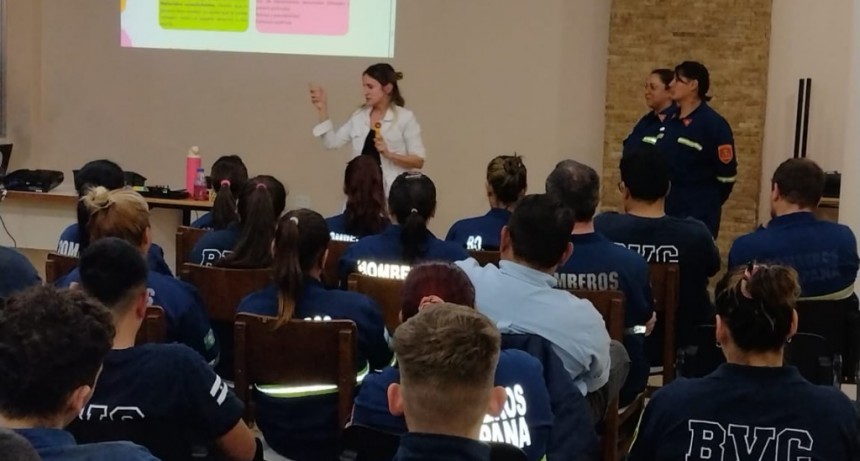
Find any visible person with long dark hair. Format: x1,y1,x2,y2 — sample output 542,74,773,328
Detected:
191,155,249,230
338,172,468,281
622,68,676,154
236,209,390,461
326,155,389,242
309,63,426,195
189,175,287,267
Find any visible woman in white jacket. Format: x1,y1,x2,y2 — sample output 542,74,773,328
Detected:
310,63,426,195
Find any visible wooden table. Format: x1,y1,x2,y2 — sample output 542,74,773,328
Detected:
4,187,213,226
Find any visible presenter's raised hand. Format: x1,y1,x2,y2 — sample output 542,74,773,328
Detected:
309,83,328,119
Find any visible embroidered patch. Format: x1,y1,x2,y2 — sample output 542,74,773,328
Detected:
718,144,734,164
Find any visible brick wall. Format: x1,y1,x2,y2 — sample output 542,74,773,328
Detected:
601,0,772,262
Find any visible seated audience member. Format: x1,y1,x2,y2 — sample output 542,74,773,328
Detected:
57,159,172,276
352,262,552,461
236,209,391,461
628,264,860,460
546,160,654,407
55,187,218,364
69,237,258,461
729,158,859,299
339,172,468,281
326,156,390,242
456,194,622,423
0,286,159,461
595,145,719,358
388,304,507,461
189,175,287,267
0,428,41,461
446,154,527,251
0,245,41,299
191,155,249,230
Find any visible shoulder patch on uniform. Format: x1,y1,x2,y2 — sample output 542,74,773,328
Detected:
718,144,734,164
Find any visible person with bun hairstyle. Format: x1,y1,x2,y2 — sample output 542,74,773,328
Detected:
191,155,249,230
622,69,677,154
338,172,468,282
309,63,426,195
236,209,391,461
628,264,860,460
54,187,219,365
445,154,527,251
326,155,390,242
189,175,287,267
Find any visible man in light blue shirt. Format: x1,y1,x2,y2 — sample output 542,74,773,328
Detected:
457,194,623,422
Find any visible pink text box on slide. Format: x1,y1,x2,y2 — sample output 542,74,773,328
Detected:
256,0,350,35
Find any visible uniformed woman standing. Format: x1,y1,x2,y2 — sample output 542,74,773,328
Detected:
622,68,677,154
655,61,737,238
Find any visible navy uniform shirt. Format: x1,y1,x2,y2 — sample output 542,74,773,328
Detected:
339,225,469,282
353,350,553,461
628,364,860,461
326,213,360,242
237,278,392,461
190,212,214,229
69,343,243,456
622,105,678,154
394,433,491,461
654,102,737,238
0,245,41,299
188,222,240,266
14,428,158,461
595,213,720,353
555,232,654,405
445,208,512,251
729,211,859,299
56,268,219,365
56,224,173,277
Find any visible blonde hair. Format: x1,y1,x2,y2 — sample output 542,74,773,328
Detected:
81,187,150,247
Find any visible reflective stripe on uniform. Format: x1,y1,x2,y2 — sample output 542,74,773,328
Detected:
677,137,703,151
716,176,737,183
255,362,370,398
798,285,855,302
642,136,658,145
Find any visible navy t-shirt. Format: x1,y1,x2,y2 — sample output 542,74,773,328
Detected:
445,208,512,251
729,212,859,299
0,245,41,299
55,269,219,365
326,213,360,242
394,433,490,461
190,212,214,229
594,212,720,351
628,364,860,461
352,349,553,461
555,231,654,405
339,225,469,282
236,278,392,461
69,344,243,451
15,428,159,461
188,222,240,266
56,223,173,277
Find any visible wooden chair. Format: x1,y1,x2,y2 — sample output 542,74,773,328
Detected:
45,252,79,284
135,306,167,345
347,273,404,332
323,240,354,288
180,263,271,322
234,314,357,429
648,263,680,387
469,250,501,267
174,226,209,269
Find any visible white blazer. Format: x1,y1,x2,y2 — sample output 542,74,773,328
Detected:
312,105,426,194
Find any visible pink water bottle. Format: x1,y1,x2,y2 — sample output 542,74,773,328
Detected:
185,146,201,192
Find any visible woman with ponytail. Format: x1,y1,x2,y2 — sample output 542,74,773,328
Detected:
326,155,390,242
191,155,248,230
629,263,859,460
237,209,390,461
339,172,468,282
446,154,527,251
189,175,287,267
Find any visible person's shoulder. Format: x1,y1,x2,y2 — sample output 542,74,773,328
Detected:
0,245,30,265
499,349,544,375
673,216,716,238
237,284,278,315
645,376,705,412
76,440,160,460
126,343,205,369
394,106,417,120
363,366,400,389
149,272,198,300
594,211,625,227
59,223,79,239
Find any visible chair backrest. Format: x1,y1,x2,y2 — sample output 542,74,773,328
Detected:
678,325,725,378
571,290,625,341
180,263,271,322
175,226,208,269
135,306,167,345
347,273,404,332
795,295,859,381
469,250,501,267
648,263,680,385
785,332,838,386
45,252,79,284
323,240,354,288
234,314,357,429
339,424,399,461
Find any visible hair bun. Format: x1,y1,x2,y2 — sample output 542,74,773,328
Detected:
395,71,404,81
82,186,114,213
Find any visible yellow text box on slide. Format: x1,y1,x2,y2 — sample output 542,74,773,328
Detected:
159,0,249,32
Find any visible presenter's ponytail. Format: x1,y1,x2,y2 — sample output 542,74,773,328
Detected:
364,63,405,107
388,172,436,264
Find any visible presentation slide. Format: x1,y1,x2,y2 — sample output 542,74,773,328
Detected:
120,0,397,58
